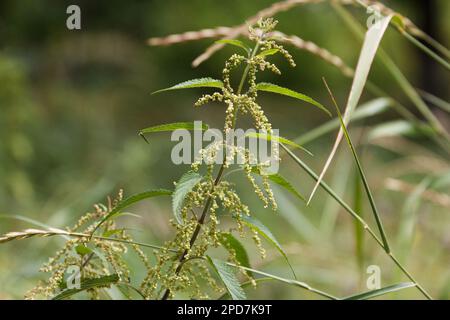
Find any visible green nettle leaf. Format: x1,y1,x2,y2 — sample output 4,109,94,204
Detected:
102,229,123,238
240,215,296,279
140,122,209,135
218,233,251,271
343,282,416,300
139,122,209,143
245,132,312,155
255,82,331,116
257,48,279,57
53,274,120,300
75,244,93,256
152,78,223,94
215,39,250,53
93,189,172,233
218,277,273,300
207,257,246,300
172,171,203,224
251,167,306,202
268,174,306,203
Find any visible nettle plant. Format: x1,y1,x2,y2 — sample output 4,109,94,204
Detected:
2,0,448,299
0,19,331,300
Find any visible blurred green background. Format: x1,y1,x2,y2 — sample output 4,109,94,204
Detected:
0,0,449,299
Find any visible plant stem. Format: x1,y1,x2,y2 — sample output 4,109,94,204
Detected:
225,262,338,300
161,42,261,300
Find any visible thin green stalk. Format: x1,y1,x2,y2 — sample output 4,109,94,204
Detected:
280,143,432,299
225,262,338,300
323,78,390,252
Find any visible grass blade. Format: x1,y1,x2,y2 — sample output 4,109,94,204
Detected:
343,282,416,300
307,14,392,205
281,145,432,299
353,171,365,274
294,98,391,145
323,78,390,252
368,120,433,141
418,89,450,113
334,3,450,146
255,82,330,116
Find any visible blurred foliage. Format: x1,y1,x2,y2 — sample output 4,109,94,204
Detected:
0,1,449,299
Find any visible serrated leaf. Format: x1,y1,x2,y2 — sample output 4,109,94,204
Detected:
152,78,223,94
245,132,312,155
75,244,93,256
343,282,416,300
255,82,330,116
207,257,246,300
218,233,251,273
268,174,306,203
139,122,209,143
93,189,172,233
53,274,120,300
218,277,273,300
251,167,306,202
172,172,203,224
257,48,279,57
215,39,250,53
240,215,296,279
140,122,209,135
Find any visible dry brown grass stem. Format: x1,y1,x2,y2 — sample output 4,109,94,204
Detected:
0,228,78,243
147,0,433,68
148,0,325,66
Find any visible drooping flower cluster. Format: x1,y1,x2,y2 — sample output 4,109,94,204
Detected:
25,190,151,300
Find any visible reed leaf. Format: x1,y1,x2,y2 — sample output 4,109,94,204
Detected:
308,13,392,205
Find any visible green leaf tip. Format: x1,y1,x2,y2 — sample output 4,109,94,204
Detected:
215,39,250,54
152,78,224,94
207,256,246,300
255,82,331,116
